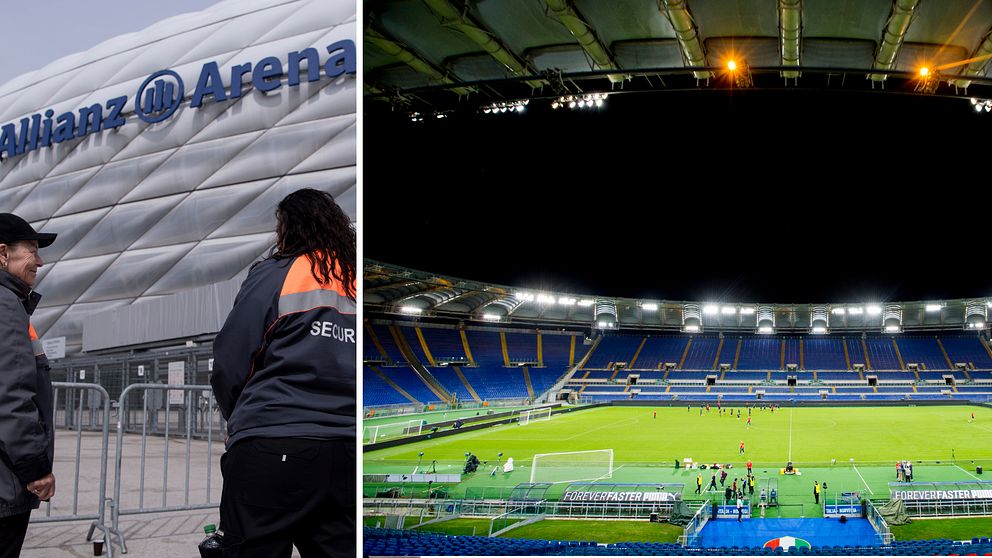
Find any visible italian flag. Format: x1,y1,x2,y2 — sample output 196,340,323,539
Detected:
763,537,812,550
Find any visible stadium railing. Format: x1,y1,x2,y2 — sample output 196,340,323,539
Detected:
865,500,893,544
678,499,710,547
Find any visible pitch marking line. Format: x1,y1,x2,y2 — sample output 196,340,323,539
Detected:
788,407,794,463
955,464,981,481
969,421,992,434
564,416,638,441
592,464,626,482
852,464,874,495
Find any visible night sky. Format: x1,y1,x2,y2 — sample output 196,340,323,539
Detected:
365,88,987,304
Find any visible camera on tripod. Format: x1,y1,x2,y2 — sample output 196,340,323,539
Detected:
463,452,480,474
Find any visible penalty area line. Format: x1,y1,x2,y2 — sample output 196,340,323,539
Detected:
955,464,981,481
852,464,874,495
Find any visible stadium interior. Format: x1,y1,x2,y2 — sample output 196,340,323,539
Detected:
363,0,992,553
363,263,992,555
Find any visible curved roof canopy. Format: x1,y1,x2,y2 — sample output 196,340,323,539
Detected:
366,260,991,334
365,0,992,112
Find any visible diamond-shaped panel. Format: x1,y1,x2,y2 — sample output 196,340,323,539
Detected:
0,0,356,352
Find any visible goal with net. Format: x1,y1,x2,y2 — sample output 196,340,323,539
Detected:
529,449,614,484
519,407,552,426
362,419,424,444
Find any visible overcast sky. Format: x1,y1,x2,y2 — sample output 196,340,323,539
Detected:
0,0,221,85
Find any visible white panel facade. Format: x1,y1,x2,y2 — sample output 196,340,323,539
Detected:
0,0,357,352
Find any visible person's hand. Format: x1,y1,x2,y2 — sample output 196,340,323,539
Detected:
27,473,55,501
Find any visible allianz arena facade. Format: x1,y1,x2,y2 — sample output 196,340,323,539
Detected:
0,0,356,354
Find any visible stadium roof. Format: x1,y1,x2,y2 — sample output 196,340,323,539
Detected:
365,260,991,334
365,0,992,113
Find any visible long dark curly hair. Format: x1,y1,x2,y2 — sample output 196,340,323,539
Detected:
273,188,356,300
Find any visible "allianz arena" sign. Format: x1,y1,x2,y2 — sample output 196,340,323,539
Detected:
0,39,356,161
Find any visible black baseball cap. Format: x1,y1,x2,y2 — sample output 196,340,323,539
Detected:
0,213,57,248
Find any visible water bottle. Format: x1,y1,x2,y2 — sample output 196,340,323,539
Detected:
198,524,224,557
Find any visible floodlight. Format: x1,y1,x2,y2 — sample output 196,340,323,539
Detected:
740,307,755,315
812,326,827,334
758,326,774,334
536,294,556,304
703,305,719,315
721,306,736,315
577,299,594,307
848,307,864,315
642,303,659,311
919,67,930,77
400,306,422,314
831,308,846,315
482,313,500,321
728,60,737,71
684,325,700,332
866,305,882,316
925,304,942,312
885,325,900,333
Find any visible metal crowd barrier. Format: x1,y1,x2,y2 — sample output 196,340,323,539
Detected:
31,382,115,552
108,384,224,555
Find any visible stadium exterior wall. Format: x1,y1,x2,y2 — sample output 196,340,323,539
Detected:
81,269,247,351
0,0,356,354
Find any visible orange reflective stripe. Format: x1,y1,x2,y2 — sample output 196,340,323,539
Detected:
280,254,352,297
29,323,38,341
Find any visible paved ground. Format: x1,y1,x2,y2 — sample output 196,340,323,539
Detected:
20,430,305,557
24,510,220,557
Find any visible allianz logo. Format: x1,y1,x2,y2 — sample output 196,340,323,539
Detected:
0,39,356,162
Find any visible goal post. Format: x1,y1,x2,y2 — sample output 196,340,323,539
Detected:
362,419,424,444
405,419,424,436
519,407,552,426
362,425,381,444
529,449,614,484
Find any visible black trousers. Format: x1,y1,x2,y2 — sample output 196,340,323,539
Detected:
0,511,31,558
219,438,354,558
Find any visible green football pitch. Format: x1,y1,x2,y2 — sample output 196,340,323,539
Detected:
364,404,992,517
